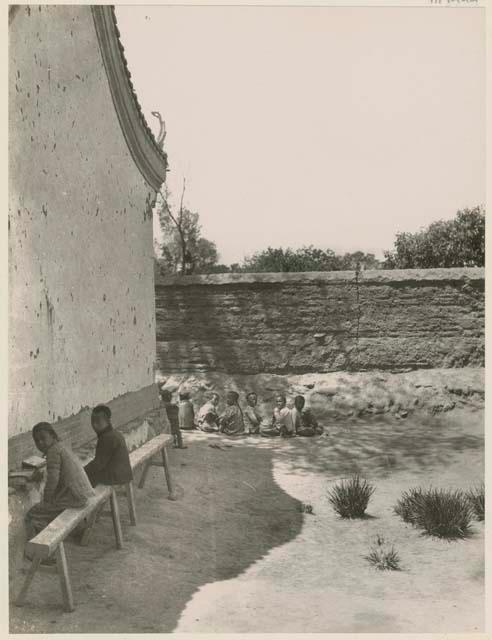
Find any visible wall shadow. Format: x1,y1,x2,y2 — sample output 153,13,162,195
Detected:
155,280,360,375
271,410,484,480
9,436,303,633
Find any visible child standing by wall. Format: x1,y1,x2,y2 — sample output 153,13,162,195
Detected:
25,422,95,561
160,388,186,449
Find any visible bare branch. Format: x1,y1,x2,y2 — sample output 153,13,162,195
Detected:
158,178,188,274
161,197,180,230
178,177,186,227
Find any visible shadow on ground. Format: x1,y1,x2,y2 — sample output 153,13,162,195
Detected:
9,435,303,633
271,408,484,481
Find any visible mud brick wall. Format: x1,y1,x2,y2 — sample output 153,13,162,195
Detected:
9,6,159,436
155,268,484,374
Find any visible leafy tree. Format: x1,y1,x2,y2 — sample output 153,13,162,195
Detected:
338,251,381,271
239,246,380,273
383,207,484,269
193,237,220,274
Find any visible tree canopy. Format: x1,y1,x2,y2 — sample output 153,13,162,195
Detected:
155,196,484,275
382,207,484,269
236,247,380,273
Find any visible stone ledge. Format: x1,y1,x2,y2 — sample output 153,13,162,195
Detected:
156,267,484,288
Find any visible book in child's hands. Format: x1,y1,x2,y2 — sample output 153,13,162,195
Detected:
22,455,46,469
9,470,37,479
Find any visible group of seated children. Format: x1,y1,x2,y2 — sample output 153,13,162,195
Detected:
24,405,132,564
159,386,324,445
24,390,322,562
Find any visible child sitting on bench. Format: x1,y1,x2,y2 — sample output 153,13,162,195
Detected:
84,405,133,487
25,422,95,562
160,388,187,449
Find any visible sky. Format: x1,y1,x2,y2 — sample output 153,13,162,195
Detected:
115,6,485,265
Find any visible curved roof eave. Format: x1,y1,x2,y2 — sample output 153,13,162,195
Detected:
92,5,168,193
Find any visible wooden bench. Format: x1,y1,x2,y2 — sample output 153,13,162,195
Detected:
80,432,176,541
132,432,176,498
15,432,175,612
16,485,121,612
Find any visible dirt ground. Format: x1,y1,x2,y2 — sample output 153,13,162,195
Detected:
10,407,484,633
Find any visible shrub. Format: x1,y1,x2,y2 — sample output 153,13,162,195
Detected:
394,487,473,539
328,474,375,518
467,484,485,521
394,488,426,524
365,535,401,571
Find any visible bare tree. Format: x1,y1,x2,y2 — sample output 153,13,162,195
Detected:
159,178,193,275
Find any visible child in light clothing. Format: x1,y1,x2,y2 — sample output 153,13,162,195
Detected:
243,392,263,435
178,391,196,430
261,394,295,438
25,422,95,562
197,393,220,432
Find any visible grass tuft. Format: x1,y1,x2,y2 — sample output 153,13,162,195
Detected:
394,487,473,539
328,474,375,519
365,535,401,571
466,484,485,522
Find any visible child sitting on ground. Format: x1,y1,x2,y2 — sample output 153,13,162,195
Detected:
261,394,296,438
292,395,324,436
160,388,186,449
25,422,95,563
243,392,263,435
197,392,220,432
178,391,196,431
84,405,133,487
219,391,245,435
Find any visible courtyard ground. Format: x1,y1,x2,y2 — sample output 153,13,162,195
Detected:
10,407,484,633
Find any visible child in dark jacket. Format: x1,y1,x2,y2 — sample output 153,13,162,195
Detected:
219,391,245,435
292,395,324,436
84,405,133,487
160,388,186,449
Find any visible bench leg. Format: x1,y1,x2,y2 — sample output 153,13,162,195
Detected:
110,488,123,549
161,447,177,501
16,555,42,607
138,459,152,489
79,525,93,547
126,482,137,526
55,542,75,613
79,504,104,547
